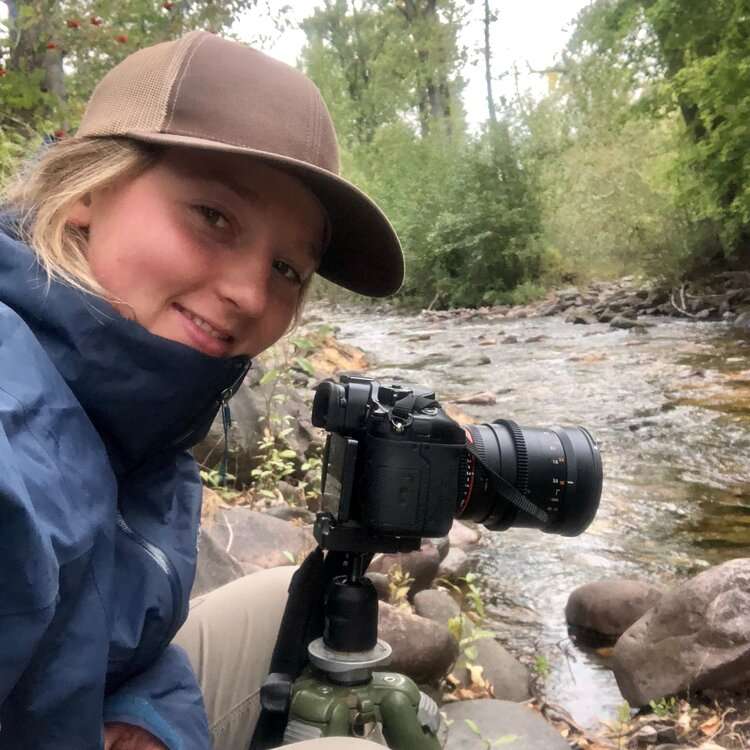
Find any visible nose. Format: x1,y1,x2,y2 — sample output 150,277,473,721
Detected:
214,247,272,318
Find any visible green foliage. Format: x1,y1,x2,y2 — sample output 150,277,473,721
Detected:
0,0,269,139
463,718,519,748
531,653,551,680
348,123,543,307
562,0,750,268
649,696,678,718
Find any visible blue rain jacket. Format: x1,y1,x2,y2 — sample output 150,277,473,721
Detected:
0,214,250,749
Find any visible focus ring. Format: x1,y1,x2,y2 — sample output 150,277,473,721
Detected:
495,420,529,495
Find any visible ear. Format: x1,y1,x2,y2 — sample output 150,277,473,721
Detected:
67,193,92,228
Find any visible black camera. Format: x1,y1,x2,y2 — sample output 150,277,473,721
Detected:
311,375,602,547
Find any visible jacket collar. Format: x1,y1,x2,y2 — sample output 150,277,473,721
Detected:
0,214,250,474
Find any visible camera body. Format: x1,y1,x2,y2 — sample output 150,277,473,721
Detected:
312,374,603,550
313,376,465,538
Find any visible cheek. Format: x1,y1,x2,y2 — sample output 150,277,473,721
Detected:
87,217,208,304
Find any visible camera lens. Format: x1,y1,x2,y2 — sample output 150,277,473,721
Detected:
458,421,602,536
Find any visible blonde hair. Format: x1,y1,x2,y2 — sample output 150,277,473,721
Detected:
3,136,160,297
2,136,313,325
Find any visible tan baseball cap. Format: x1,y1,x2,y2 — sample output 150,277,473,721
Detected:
77,31,404,297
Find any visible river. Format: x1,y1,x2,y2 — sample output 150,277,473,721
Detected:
316,305,750,730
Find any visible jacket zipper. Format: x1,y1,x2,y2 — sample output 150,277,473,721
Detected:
170,361,251,449
115,512,184,656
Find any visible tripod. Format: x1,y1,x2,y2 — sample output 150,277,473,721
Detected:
261,514,443,749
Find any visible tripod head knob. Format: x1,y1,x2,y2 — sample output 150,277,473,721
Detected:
259,672,293,714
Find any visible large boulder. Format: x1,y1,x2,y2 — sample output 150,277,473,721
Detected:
193,525,246,598
613,559,750,706
565,578,663,639
443,699,569,750
193,361,316,480
203,507,316,572
378,601,459,684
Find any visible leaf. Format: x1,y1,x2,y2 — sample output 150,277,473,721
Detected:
282,550,296,564
259,368,280,385
293,357,316,376
491,736,519,746
468,664,486,687
464,719,482,737
698,714,721,735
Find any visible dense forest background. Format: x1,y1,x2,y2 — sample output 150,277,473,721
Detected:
1,0,749,308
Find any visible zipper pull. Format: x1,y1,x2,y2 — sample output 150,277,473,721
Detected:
219,387,233,487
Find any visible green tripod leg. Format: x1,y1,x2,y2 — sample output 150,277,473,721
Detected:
379,683,442,750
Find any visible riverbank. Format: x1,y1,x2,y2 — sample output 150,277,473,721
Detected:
415,273,750,328
197,283,750,747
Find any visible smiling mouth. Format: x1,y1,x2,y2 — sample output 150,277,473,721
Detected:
174,304,233,342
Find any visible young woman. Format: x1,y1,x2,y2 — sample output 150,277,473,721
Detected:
0,31,402,750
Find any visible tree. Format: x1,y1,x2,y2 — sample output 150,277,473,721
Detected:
569,0,750,256
301,0,466,143
0,0,265,135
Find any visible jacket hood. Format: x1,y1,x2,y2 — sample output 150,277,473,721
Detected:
0,213,250,473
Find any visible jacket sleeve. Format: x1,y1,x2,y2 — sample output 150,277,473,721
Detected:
0,402,59,705
103,643,210,750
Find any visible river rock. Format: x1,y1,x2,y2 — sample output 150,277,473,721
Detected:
413,588,461,625
193,361,315,481
438,547,471,580
610,315,652,330
443,699,569,749
368,541,441,600
565,579,663,638
205,507,316,572
378,601,458,683
456,354,492,367
264,503,316,525
449,520,482,549
613,558,750,706
566,310,598,325
193,526,247,598
365,572,390,601
454,635,532,702
733,311,750,330
431,535,450,562
454,391,497,405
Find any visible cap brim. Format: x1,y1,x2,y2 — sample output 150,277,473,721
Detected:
120,132,404,297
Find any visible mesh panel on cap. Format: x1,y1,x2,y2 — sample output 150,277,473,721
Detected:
78,32,201,136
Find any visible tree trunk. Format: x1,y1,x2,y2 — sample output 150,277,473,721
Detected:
5,0,66,125
483,0,497,126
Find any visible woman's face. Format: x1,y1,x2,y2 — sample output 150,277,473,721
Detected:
68,147,326,358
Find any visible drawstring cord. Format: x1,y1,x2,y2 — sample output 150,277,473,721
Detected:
219,387,232,487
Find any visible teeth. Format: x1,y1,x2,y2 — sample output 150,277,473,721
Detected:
182,309,230,340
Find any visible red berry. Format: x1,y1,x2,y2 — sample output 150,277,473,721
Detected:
162,1,174,9
114,34,128,44
66,19,81,29
46,42,58,50
90,16,103,26
54,129,67,139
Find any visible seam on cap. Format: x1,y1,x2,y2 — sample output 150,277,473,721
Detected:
164,32,211,133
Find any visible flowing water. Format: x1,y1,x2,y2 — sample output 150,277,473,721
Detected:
313,305,750,730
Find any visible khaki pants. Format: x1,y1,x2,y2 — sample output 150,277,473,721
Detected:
175,567,380,750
